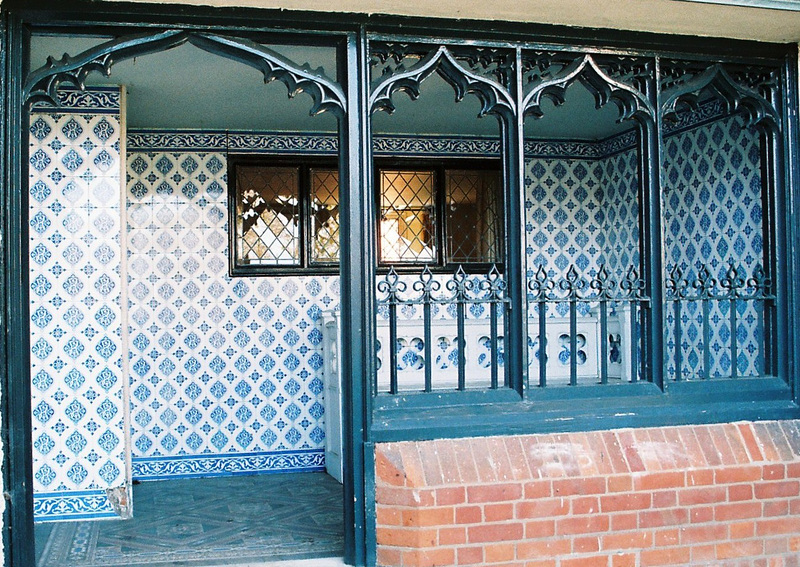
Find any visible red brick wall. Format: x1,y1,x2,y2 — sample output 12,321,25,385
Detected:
374,421,800,566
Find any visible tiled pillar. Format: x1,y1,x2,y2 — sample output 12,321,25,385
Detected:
28,87,131,521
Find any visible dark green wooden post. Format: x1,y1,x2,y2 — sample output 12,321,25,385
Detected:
338,27,374,567
783,51,800,403
643,60,664,390
506,47,528,397
2,10,36,567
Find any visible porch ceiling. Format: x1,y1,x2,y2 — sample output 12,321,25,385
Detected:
29,36,633,139
87,0,800,43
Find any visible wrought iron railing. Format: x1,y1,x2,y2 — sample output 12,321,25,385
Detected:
374,262,650,394
376,265,509,393
665,263,774,380
527,264,649,387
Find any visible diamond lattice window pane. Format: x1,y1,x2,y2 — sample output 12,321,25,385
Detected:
446,169,502,263
380,170,436,263
235,165,300,265
310,169,340,263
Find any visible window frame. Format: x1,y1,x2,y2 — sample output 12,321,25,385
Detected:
374,157,504,273
227,154,340,276
228,155,504,276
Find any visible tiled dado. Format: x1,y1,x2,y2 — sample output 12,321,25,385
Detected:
29,87,129,521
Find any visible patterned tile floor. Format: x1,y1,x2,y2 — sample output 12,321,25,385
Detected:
35,472,344,567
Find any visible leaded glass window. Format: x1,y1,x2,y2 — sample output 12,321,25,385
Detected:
446,168,502,264
379,170,436,263
229,158,339,274
310,168,340,264
376,161,502,268
235,165,301,266
231,157,501,274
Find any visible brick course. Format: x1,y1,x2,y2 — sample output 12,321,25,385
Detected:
374,420,800,566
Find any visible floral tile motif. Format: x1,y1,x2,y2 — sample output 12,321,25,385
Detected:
126,150,338,468
29,88,128,521
663,113,764,379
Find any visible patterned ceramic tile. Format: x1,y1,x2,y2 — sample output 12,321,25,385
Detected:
663,112,764,379
524,149,640,316
29,87,129,521
126,150,336,477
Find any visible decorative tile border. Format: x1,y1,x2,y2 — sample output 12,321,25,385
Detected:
376,134,501,158
128,130,608,159
34,490,119,522
127,131,338,154
31,86,121,114
128,98,725,159
131,449,325,480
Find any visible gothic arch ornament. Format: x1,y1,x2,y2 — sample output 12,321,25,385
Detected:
522,53,655,125
24,30,346,117
369,45,516,121
660,62,779,131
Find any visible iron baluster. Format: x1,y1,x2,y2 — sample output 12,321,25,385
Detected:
528,265,554,387
412,266,440,392
720,263,745,379
377,268,406,394
694,266,716,380
560,266,585,386
482,265,506,389
747,265,772,376
666,265,689,381
590,264,616,385
446,266,472,391
621,266,646,382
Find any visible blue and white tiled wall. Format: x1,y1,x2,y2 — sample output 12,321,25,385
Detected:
29,88,130,521
524,148,640,287
125,131,646,478
125,146,336,479
662,111,764,379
